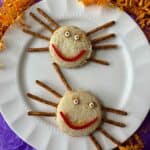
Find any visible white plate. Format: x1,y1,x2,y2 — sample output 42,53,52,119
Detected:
0,0,150,150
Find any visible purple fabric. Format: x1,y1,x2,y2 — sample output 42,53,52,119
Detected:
0,112,150,150
137,113,150,149
0,114,35,150
0,0,3,7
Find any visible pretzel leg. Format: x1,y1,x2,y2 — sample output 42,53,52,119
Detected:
23,28,50,41
102,117,126,128
30,12,54,33
27,93,58,107
53,63,72,91
28,111,56,117
93,45,118,50
98,128,121,146
91,33,116,44
37,8,59,29
87,21,116,36
36,80,62,98
89,135,102,150
20,20,31,29
89,58,110,66
28,47,49,52
102,106,128,116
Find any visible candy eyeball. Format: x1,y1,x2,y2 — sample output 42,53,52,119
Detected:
64,31,71,38
74,34,80,41
89,102,95,109
73,98,80,105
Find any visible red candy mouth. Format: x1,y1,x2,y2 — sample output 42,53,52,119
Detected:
52,44,87,62
60,111,98,130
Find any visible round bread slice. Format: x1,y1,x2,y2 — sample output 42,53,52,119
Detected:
56,90,102,137
49,26,92,68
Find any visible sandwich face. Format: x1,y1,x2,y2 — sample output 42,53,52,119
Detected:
56,90,102,136
49,26,92,68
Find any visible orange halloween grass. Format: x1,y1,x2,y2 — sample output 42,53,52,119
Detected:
79,0,150,41
0,40,5,52
27,63,128,150
0,0,35,39
79,0,111,6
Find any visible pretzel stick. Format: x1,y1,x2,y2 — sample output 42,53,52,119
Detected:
36,80,62,98
27,93,58,107
28,47,49,52
102,118,126,128
102,106,128,116
28,111,56,117
98,128,121,145
89,58,110,66
23,28,50,41
30,12,54,32
93,44,118,50
53,63,72,91
89,135,102,150
91,33,116,44
20,21,31,29
0,63,4,69
87,21,116,36
37,8,59,29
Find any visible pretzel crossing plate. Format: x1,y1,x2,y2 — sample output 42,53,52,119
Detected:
0,0,150,150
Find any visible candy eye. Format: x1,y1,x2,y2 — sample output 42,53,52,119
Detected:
73,99,80,105
89,102,95,109
64,31,71,38
74,34,80,41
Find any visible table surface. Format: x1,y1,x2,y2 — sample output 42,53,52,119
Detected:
0,0,150,150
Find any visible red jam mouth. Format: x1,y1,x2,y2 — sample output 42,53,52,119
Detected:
52,44,87,62
60,112,98,130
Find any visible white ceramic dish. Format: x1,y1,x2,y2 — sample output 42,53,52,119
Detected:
0,0,150,149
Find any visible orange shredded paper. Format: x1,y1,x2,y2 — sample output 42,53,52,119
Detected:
79,0,111,5
0,0,35,40
80,0,150,41
0,40,4,51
